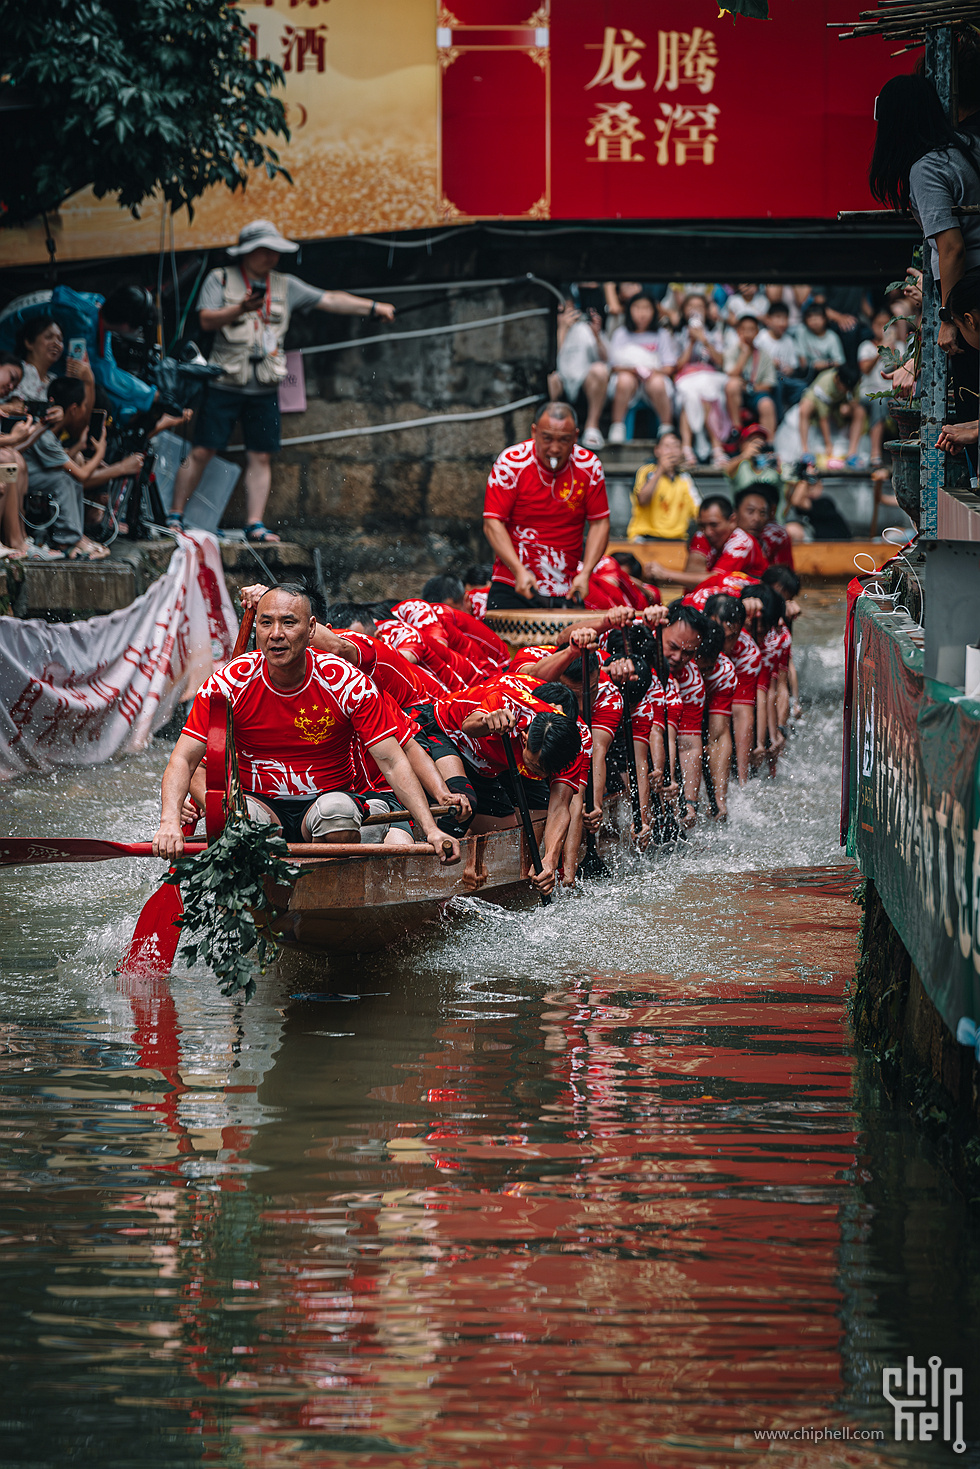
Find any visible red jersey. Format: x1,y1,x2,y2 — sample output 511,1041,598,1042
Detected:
183,650,398,799
591,677,625,738
376,617,460,693
484,440,609,597
435,603,510,672
509,643,558,672
432,673,588,790
731,629,761,706
338,630,445,705
703,653,737,718
761,521,794,568
759,624,792,689
675,661,706,735
630,678,667,743
350,698,419,793
467,587,489,619
393,599,490,679
689,526,768,581
683,572,757,610
586,554,650,612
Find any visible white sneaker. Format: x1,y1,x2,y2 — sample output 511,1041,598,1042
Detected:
581,427,604,450
608,422,626,445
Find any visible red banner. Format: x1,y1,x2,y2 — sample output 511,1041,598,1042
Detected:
438,0,902,222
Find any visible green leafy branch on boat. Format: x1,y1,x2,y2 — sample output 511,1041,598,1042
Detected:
165,815,301,1002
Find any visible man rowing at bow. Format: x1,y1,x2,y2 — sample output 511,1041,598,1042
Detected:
151,583,460,864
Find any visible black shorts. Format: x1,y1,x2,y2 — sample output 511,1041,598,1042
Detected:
246,791,368,843
465,761,550,819
485,581,573,611
409,702,466,763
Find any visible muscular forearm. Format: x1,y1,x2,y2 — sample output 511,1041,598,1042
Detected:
581,518,610,579
482,518,524,579
375,746,439,840
542,799,572,870
161,752,196,824
317,290,377,316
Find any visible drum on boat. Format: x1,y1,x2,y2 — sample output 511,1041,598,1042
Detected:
484,607,602,655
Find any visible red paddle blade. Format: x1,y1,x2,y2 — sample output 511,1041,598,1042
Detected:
122,875,183,973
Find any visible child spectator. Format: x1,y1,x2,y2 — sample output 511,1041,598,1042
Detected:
725,284,769,324
607,293,678,444
628,429,700,541
798,364,867,468
757,301,807,419
724,315,777,438
673,293,729,467
549,294,610,450
793,301,845,376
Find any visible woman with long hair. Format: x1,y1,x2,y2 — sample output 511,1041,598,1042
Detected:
870,73,980,397
606,293,678,443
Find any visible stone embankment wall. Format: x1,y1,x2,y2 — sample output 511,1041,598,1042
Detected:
853,880,980,1198
224,279,553,601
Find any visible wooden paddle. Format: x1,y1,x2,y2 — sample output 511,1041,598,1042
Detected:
503,735,551,906
619,696,645,840
577,656,609,881
122,604,256,971
652,627,680,848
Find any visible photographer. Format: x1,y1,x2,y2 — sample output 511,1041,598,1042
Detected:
168,218,395,545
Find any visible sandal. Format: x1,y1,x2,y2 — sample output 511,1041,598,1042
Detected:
711,447,728,467
682,446,697,467
245,521,281,544
27,544,65,561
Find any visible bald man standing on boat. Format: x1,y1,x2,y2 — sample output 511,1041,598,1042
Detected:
151,585,460,864
483,401,610,611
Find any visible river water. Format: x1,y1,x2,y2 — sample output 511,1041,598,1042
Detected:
1,590,979,1468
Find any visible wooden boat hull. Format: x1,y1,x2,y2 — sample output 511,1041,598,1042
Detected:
266,820,551,956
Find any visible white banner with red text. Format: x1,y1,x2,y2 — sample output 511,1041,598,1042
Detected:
0,530,237,780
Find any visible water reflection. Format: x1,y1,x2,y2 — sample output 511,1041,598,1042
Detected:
2,593,979,1466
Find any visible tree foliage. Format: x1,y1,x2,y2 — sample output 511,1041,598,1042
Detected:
1,0,290,227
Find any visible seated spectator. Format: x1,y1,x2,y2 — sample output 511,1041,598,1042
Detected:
785,462,852,541
811,285,874,367
22,379,113,561
673,293,729,466
725,284,769,325
0,366,34,560
548,294,609,450
607,294,677,444
793,300,845,377
602,281,644,335
16,317,73,408
0,286,157,423
724,315,777,439
628,429,700,541
757,301,808,417
798,364,867,468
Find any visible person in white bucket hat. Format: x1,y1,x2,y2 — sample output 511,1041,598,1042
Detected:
168,219,395,544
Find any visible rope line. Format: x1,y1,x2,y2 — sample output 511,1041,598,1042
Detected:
228,394,540,453
299,307,548,358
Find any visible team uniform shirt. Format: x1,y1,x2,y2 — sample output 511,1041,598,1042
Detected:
761,520,794,568
585,554,652,611
375,618,456,692
629,678,668,743
683,571,759,609
432,673,589,791
338,629,446,705
389,600,482,690
591,676,625,738
689,526,769,582
350,696,419,794
509,643,559,672
759,624,793,690
483,440,609,598
703,653,737,718
731,629,762,706
467,586,489,620
675,660,707,735
393,599,490,680
183,649,398,798
435,603,510,673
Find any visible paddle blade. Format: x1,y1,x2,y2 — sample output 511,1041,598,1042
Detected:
122,876,183,973
577,846,611,882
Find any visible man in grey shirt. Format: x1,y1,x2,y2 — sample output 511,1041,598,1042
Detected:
169,219,394,544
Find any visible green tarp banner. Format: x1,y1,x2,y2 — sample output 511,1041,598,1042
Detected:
848,597,980,1037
